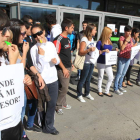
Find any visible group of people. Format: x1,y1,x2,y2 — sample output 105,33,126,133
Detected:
0,8,140,140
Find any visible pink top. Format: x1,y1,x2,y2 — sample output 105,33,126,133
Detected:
118,36,133,59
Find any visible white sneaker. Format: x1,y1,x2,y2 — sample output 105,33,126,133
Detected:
114,90,123,95
119,88,127,92
77,96,86,102
62,104,71,109
86,94,94,100
56,109,63,115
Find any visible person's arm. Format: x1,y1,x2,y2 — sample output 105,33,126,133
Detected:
30,46,45,73
96,41,109,54
53,39,70,78
79,41,95,56
20,42,29,68
52,44,60,65
8,44,19,65
30,66,45,89
119,36,131,51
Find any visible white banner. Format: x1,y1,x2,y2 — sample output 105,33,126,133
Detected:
0,63,24,121
105,51,117,65
130,45,140,60
89,48,99,64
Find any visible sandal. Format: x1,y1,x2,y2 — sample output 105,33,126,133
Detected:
104,93,113,97
98,92,103,97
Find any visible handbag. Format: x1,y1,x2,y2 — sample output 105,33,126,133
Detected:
73,50,85,70
25,80,38,99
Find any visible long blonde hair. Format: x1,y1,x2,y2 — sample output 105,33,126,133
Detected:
99,27,112,46
84,23,96,40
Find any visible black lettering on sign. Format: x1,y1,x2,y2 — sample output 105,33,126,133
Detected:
0,90,4,98
0,79,14,88
0,96,20,109
6,88,15,97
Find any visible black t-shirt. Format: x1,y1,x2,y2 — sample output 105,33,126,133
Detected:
53,34,71,70
25,36,36,68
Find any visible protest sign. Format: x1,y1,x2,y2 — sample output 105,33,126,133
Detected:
0,63,24,121
105,51,117,65
130,45,140,60
89,48,99,64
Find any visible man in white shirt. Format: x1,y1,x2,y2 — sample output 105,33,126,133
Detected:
45,14,62,42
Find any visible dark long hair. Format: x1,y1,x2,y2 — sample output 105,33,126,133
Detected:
131,28,140,37
0,9,10,57
9,19,25,46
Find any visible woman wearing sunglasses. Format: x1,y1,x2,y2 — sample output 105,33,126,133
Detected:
9,19,41,140
30,24,60,135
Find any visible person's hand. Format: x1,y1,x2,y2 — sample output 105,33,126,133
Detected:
89,47,96,52
38,46,45,55
24,74,32,86
38,74,45,89
51,58,57,64
71,64,75,71
62,68,70,78
126,35,131,42
115,48,119,52
106,49,110,53
22,41,29,54
8,44,19,64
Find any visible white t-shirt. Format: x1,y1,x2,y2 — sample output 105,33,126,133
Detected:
81,37,95,64
50,24,62,42
0,56,21,132
30,41,60,84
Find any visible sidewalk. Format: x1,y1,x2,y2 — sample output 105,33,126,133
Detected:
26,64,140,140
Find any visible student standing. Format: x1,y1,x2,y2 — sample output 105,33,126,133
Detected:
96,27,115,97
30,24,60,135
114,25,133,95
122,28,140,87
77,23,97,102
53,19,74,115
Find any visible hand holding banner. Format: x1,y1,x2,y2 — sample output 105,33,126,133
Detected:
89,48,99,64
105,51,117,65
130,45,140,60
0,63,24,121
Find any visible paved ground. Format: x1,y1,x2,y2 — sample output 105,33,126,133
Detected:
26,64,140,140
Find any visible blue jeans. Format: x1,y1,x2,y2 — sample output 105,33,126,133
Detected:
42,81,58,133
77,69,81,77
21,91,27,137
114,57,130,91
21,94,37,136
27,99,38,127
77,63,94,97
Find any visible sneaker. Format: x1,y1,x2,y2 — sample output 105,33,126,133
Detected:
114,90,123,95
56,109,63,115
62,104,71,109
77,95,86,102
86,94,94,100
26,125,42,133
22,135,29,140
136,80,140,86
119,87,127,92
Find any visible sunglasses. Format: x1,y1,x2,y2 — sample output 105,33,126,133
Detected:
28,22,33,25
1,27,10,36
32,30,43,38
20,31,26,36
